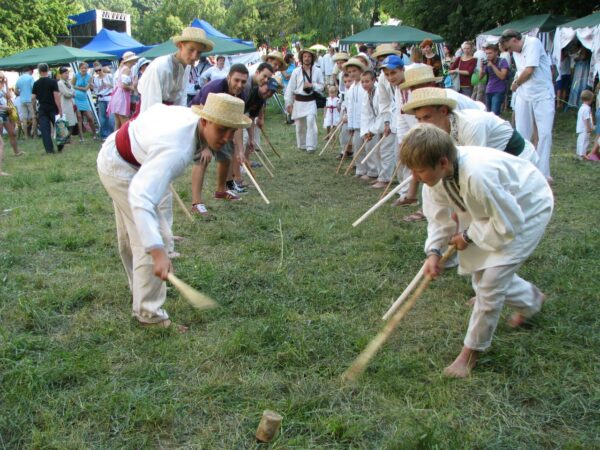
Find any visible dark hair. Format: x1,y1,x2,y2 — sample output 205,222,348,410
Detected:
58,66,69,74
499,29,522,45
361,70,376,80
216,55,225,61
358,44,368,53
284,53,294,64
256,62,274,74
483,43,500,52
229,63,249,76
38,63,49,73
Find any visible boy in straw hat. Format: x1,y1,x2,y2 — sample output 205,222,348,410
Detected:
343,57,370,175
332,51,350,95
138,27,214,113
402,87,538,164
400,123,553,377
97,93,251,330
284,47,324,152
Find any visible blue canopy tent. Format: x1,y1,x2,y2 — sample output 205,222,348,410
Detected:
190,19,254,47
82,29,152,58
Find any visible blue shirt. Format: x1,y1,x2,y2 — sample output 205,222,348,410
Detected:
16,73,34,102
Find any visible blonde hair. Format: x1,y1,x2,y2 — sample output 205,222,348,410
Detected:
581,89,594,103
400,123,456,169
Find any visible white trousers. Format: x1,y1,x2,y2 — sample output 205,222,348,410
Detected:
465,263,543,351
159,192,174,253
394,137,412,197
294,114,318,150
98,171,170,324
576,132,590,157
378,133,397,182
339,122,350,153
355,134,380,177
514,96,555,178
351,131,366,175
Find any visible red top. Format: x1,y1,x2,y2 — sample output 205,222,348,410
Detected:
450,57,477,88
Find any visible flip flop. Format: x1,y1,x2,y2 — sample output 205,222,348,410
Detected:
403,211,426,222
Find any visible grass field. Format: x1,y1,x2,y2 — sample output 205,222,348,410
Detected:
1,107,599,449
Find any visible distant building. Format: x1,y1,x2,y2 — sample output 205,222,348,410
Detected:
66,9,132,47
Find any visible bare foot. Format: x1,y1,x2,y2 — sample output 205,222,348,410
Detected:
443,347,478,378
371,181,388,188
507,292,546,328
139,319,189,333
0,171,10,176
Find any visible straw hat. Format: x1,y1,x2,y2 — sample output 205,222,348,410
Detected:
122,51,139,64
372,43,401,59
332,52,350,62
402,87,457,115
173,27,215,52
343,57,367,72
192,93,252,129
298,48,317,60
399,64,443,89
262,51,288,70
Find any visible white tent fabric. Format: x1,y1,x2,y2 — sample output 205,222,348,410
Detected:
553,25,600,85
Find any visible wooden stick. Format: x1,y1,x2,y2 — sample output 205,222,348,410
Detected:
167,273,219,310
253,151,274,178
170,185,194,222
352,175,413,227
343,139,369,175
260,128,282,159
336,139,353,174
243,162,270,204
319,121,344,155
379,162,402,200
382,262,426,321
360,135,386,165
255,142,276,171
342,246,456,382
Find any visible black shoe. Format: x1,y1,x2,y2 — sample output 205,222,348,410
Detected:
250,161,262,168
226,180,247,194
57,144,64,152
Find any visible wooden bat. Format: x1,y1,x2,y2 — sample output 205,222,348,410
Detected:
167,273,219,310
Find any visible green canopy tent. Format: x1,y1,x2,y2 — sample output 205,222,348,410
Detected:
477,14,572,52
139,36,255,59
340,25,444,45
0,45,116,70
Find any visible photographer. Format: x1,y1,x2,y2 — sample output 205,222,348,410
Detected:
480,43,509,115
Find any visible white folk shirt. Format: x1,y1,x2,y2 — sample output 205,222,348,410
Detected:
97,104,203,251
323,96,340,127
423,146,553,274
377,72,396,132
321,53,335,76
512,36,555,102
576,103,592,134
360,85,382,136
346,81,364,130
284,65,324,120
450,109,514,150
138,54,190,112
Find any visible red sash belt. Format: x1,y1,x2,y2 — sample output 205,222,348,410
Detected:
115,120,140,167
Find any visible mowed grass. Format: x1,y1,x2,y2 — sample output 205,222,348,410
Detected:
1,106,599,449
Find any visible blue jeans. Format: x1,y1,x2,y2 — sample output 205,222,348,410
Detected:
97,100,114,139
486,91,506,116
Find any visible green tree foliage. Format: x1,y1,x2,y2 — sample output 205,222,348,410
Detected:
0,0,80,57
382,0,599,48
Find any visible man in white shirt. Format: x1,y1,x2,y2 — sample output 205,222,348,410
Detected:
200,55,229,86
499,29,555,181
97,93,251,329
321,46,336,85
284,48,324,152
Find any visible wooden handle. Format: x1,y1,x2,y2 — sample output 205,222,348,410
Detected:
382,262,426,320
255,142,276,171
342,246,456,382
243,162,270,204
343,139,369,176
360,135,386,165
167,273,219,310
170,185,194,222
260,129,282,159
319,121,343,155
253,151,274,178
352,176,413,227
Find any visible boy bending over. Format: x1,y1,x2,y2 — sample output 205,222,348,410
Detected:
400,124,553,377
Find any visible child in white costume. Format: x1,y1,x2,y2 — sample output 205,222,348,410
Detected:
97,94,251,328
576,90,594,158
358,70,382,181
343,57,368,176
400,124,553,378
323,85,340,132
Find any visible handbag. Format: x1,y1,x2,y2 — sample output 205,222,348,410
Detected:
6,98,19,123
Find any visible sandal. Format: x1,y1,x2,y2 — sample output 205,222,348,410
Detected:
403,211,426,222
13,151,24,157
393,196,419,207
